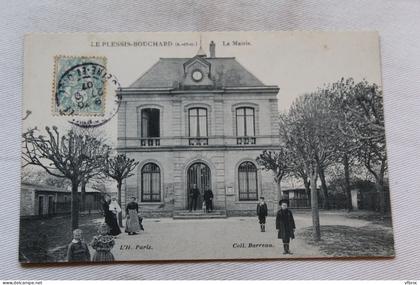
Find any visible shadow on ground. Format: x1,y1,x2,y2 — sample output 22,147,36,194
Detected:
301,224,395,257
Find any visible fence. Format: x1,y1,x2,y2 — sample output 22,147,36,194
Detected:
288,190,391,212
37,200,102,217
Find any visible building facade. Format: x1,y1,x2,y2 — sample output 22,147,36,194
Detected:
117,42,280,216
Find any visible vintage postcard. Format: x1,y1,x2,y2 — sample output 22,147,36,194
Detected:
20,31,394,263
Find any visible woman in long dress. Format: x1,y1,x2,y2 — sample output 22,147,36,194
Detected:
125,196,141,235
102,195,121,236
109,198,122,236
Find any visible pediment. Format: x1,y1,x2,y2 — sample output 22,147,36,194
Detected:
182,56,213,87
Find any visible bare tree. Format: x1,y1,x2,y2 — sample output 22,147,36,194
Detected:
324,78,387,214
280,94,329,241
256,148,290,205
103,153,139,226
71,127,108,212
321,79,357,211
22,126,109,229
22,166,70,188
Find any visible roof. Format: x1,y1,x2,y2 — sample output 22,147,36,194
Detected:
129,57,266,88
21,182,101,193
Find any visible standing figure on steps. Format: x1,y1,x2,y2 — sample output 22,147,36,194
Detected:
256,196,268,232
276,199,296,254
189,183,200,212
204,188,214,213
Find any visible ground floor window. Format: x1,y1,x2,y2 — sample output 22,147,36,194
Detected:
141,163,161,202
238,161,258,201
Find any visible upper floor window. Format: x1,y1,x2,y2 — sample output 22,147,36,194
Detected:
236,107,256,144
138,108,160,147
140,108,160,138
236,107,255,137
188,108,208,137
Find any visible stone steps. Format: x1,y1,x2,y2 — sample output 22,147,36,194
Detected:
173,210,227,219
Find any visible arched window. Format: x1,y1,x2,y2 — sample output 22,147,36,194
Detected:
141,163,161,202
238,161,258,201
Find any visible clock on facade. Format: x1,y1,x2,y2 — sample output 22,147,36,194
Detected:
192,70,203,82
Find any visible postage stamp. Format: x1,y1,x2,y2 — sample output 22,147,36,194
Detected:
52,56,107,116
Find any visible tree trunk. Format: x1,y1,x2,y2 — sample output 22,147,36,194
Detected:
376,171,386,216
275,176,282,212
318,166,329,209
343,153,353,211
117,180,123,227
303,177,310,207
71,180,80,230
81,180,86,212
310,165,321,242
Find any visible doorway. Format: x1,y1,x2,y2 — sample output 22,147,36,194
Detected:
187,162,211,210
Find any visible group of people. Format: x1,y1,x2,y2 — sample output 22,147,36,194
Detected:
67,192,296,262
102,194,144,236
189,184,214,213
67,194,145,263
67,223,115,262
257,197,296,255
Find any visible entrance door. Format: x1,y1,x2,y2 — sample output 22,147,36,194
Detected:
38,195,44,216
187,163,211,210
48,196,54,215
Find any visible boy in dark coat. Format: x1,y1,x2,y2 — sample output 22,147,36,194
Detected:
276,199,296,254
256,197,268,232
67,229,91,262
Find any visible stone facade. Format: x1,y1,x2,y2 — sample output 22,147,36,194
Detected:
117,44,280,216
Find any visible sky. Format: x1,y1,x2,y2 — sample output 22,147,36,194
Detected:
23,31,382,146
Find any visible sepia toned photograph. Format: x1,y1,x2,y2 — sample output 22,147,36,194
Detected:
19,31,394,263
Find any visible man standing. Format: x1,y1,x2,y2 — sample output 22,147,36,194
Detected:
189,184,200,212
203,188,214,213
257,197,268,232
276,199,296,254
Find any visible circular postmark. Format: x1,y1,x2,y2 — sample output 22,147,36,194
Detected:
54,56,122,128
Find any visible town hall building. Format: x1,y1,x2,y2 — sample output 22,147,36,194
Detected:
117,41,281,217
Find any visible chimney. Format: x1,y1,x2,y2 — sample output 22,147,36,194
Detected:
209,41,216,58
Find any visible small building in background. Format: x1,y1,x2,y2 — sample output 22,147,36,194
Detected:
281,188,311,209
20,182,103,218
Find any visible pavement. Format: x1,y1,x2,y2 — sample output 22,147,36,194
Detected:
100,210,376,261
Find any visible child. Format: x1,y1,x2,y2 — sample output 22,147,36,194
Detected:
256,196,268,232
276,199,296,254
138,214,145,231
109,198,122,216
202,200,206,213
67,229,91,262
90,223,115,262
